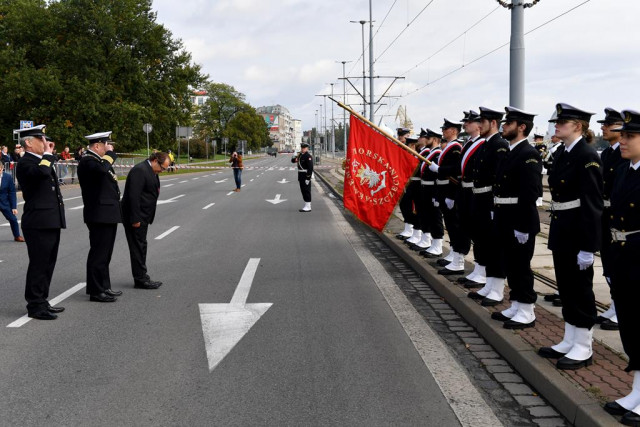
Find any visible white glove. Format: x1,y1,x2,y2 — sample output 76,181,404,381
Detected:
490,211,494,220
577,251,594,270
445,198,454,210
432,198,440,208
428,163,439,173
305,180,310,185
514,230,529,244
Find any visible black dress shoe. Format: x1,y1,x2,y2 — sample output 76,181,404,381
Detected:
622,410,640,427
298,209,311,212
436,259,451,267
149,280,162,287
423,252,441,258
552,299,563,307
47,306,65,313
468,292,485,300
596,315,608,324
134,281,160,289
395,234,409,240
457,277,469,284
491,311,511,322
601,319,619,331
538,347,566,359
557,356,592,370
543,293,560,302
464,281,484,289
604,401,630,416
90,293,117,302
105,289,123,297
481,298,503,307
504,319,535,330
28,311,57,320
438,268,464,276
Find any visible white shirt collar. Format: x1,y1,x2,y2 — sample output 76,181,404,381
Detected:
612,142,620,150
87,149,101,158
27,151,43,159
485,132,498,142
509,139,528,151
564,136,582,153
631,160,640,170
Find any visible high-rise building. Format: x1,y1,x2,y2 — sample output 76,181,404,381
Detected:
256,105,301,151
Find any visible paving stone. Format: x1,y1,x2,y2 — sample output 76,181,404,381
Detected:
461,337,485,345
504,383,534,395
532,418,566,427
468,344,493,352
514,395,546,407
494,373,524,383
450,326,474,332
446,321,468,327
457,331,480,338
475,351,500,359
486,365,514,374
480,358,508,366
528,406,560,418
441,314,461,321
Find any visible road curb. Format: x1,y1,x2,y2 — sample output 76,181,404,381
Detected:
315,169,616,427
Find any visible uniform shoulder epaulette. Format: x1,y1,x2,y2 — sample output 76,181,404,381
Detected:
585,161,600,169
497,148,508,153
526,158,539,164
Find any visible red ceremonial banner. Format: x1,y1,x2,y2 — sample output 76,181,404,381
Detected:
343,115,419,231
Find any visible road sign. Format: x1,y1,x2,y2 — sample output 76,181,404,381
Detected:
19,121,34,129
143,123,153,133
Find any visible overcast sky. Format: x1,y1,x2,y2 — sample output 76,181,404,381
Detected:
152,0,640,137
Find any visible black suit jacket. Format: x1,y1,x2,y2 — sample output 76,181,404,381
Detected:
472,133,509,189
494,141,542,235
122,160,160,225
436,140,462,200
601,145,626,201
78,150,122,224
16,152,66,229
547,139,603,252
610,165,640,245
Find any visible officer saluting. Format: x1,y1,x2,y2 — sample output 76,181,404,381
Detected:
77,131,122,303
602,110,640,425
15,125,66,320
538,103,603,370
292,142,313,212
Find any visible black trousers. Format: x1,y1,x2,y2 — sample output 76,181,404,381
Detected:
496,229,537,304
600,208,613,279
419,186,444,238
86,223,118,295
22,228,60,314
457,187,475,258
610,242,640,371
474,193,503,276
399,186,416,226
124,222,150,283
439,195,469,254
298,178,311,203
552,250,597,329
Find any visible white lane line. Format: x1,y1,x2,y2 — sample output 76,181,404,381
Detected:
226,191,235,196
70,205,84,210
229,258,261,306
179,180,188,183
192,177,200,180
161,178,178,182
155,226,180,240
162,184,174,188
250,179,254,182
7,282,86,328
203,203,215,210
241,184,246,188
321,181,503,427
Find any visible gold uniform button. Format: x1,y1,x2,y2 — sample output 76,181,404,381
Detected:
631,203,635,208
560,180,565,184
621,218,625,222
622,242,626,247
611,215,614,220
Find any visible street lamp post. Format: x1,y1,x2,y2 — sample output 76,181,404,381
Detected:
369,0,374,122
330,83,335,158
350,20,368,118
341,61,348,153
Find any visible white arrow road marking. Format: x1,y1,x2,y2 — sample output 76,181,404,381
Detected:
162,184,174,188
277,179,289,184
192,177,199,180
7,282,86,328
155,226,180,240
279,167,286,171
203,203,215,210
266,194,286,205
157,194,185,205
70,205,84,210
199,258,271,372
215,178,228,183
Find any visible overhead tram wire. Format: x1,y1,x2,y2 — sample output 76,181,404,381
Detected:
392,0,592,101
374,0,437,65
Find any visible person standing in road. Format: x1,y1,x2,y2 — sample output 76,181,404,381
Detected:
15,125,66,320
595,108,626,331
77,131,122,303
122,152,169,289
490,107,542,329
230,150,243,192
292,142,313,212
601,110,640,426
0,161,24,242
538,103,603,370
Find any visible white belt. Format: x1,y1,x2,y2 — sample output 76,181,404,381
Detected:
298,169,307,172
436,179,450,185
550,199,581,211
611,228,640,242
472,186,492,194
410,177,421,181
604,200,611,208
461,181,474,188
494,197,519,205
421,180,435,186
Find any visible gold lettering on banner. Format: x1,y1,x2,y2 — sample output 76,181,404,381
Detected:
346,149,407,208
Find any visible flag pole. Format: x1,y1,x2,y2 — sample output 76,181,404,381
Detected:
329,96,430,164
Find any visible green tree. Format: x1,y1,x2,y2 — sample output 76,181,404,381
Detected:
0,0,204,151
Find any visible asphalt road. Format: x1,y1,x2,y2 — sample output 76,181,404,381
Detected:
0,155,490,426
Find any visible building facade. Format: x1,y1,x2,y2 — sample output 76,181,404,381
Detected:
256,105,300,151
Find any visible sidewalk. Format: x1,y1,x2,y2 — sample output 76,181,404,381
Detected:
316,155,629,427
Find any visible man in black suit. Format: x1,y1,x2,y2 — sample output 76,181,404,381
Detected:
490,107,542,329
78,131,122,302
15,125,66,320
122,152,169,289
